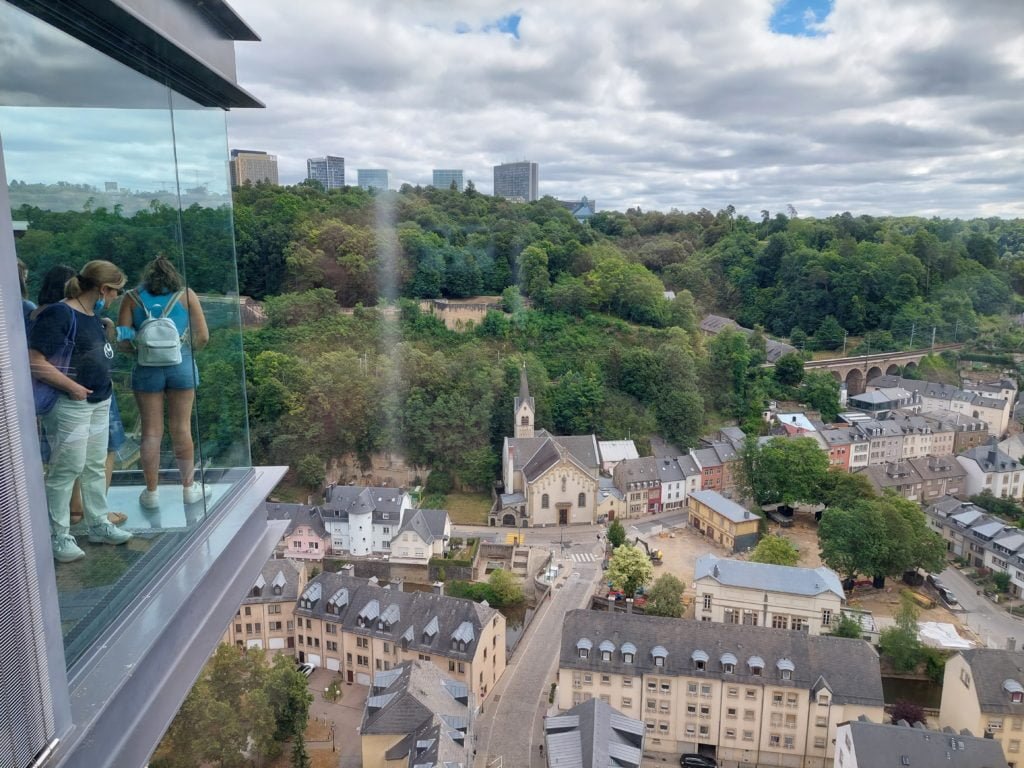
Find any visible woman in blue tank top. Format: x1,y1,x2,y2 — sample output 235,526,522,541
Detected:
118,255,209,509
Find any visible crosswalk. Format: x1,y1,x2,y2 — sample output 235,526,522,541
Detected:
570,552,596,563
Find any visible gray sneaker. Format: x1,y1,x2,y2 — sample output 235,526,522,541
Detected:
53,534,86,563
86,522,133,546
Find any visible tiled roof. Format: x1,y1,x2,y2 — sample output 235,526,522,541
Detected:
959,444,1022,473
689,490,754,524
842,719,1009,768
694,554,844,600
958,649,1024,714
560,611,884,707
242,558,303,604
545,698,644,768
395,508,449,545
296,573,499,661
322,485,406,521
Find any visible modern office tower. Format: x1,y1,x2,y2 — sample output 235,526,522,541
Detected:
357,168,389,192
229,148,279,186
0,3,285,767
493,161,539,202
432,168,464,191
307,155,345,190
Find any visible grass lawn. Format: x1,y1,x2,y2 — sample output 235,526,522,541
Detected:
444,492,492,525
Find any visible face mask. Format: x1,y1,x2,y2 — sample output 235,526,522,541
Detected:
94,298,105,312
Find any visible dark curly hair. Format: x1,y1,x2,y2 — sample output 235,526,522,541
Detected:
140,254,184,295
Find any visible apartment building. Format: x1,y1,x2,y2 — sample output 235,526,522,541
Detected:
693,555,845,635
545,698,644,768
306,155,345,190
940,649,1024,767
688,491,760,553
869,375,1014,437
293,572,506,699
835,717,1009,768
691,441,741,494
230,148,279,186
320,484,415,555
493,161,539,201
558,611,885,766
856,455,966,503
360,661,473,768
266,503,330,561
926,497,1024,597
387,508,451,564
223,558,307,652
958,443,1024,500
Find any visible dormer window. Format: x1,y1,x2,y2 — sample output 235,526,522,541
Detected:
777,658,795,681
692,650,709,672
748,656,765,676
720,651,737,675
577,638,592,659
1004,679,1024,703
624,652,634,664
599,640,615,662
621,642,636,664
273,585,283,596
652,645,668,668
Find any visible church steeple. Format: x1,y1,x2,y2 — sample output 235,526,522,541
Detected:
513,364,535,439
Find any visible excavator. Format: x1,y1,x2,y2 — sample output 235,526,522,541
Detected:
634,536,663,565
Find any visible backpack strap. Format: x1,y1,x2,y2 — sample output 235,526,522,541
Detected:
128,289,153,320
160,290,184,318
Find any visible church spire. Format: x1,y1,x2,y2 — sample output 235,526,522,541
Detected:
519,364,531,403
514,363,535,439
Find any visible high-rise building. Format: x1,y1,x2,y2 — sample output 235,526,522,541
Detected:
493,161,539,202
307,155,345,190
0,3,286,767
230,148,279,186
357,168,389,192
432,168,464,191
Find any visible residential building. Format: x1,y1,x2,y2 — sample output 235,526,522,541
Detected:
596,478,627,523
558,610,885,766
230,148,279,185
921,409,990,453
545,698,644,768
958,442,1024,500
856,455,965,503
432,168,464,191
820,428,857,470
493,161,539,202
693,554,845,635
495,369,601,527
868,375,1015,437
269,503,330,561
360,661,473,768
926,497,1024,596
691,441,741,495
306,155,345,189
599,439,640,473
699,314,798,363
848,386,919,415
835,717,1009,768
388,508,452,564
223,558,307,652
676,454,703,502
687,491,760,553
294,572,506,698
358,168,389,192
1000,434,1024,463
0,4,288,766
612,456,686,517
320,484,415,555
940,649,1024,766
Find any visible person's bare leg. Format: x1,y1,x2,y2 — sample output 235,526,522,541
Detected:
167,388,197,488
135,391,166,492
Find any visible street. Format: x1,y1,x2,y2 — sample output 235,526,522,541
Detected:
941,566,1023,651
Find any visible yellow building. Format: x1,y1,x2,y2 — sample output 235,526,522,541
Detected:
558,610,885,767
940,649,1024,766
222,559,307,654
294,572,506,699
688,490,761,553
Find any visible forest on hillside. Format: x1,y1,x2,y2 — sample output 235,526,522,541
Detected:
12,182,1024,490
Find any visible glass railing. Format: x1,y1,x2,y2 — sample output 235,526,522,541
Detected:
1,2,251,667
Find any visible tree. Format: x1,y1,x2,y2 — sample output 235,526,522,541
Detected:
802,371,841,422
889,699,926,726
488,568,525,606
831,613,863,639
879,595,923,672
645,573,685,618
819,504,888,581
291,733,312,768
813,315,845,351
607,544,654,598
607,518,626,549
874,493,947,578
819,470,876,509
296,454,325,489
740,436,829,507
774,353,804,387
750,535,800,566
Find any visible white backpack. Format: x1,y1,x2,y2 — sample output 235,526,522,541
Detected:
131,289,184,366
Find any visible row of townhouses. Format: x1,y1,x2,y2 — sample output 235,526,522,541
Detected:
557,608,1024,767
223,566,506,699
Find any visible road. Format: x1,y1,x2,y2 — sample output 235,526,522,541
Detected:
941,566,1023,651
474,539,603,768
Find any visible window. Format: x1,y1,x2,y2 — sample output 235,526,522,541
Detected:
772,692,784,706
660,701,670,713
723,662,735,674
685,724,696,737
686,703,697,715
579,648,589,659
357,637,368,648
816,716,828,727
542,494,550,509
1010,740,1020,753
771,614,789,629
743,709,755,721
325,623,336,634
791,617,805,631
725,728,736,739
699,705,710,718
745,688,757,700
771,713,782,727
700,684,711,697
727,687,738,698
601,675,611,685
245,623,253,634
623,677,633,687
814,737,827,749
661,682,671,693
769,734,781,747
244,607,251,616
234,623,241,633
357,655,368,667
418,653,431,662
622,697,632,708
578,493,586,507
742,730,754,742
785,714,797,729
687,682,698,695
602,650,611,662
695,659,706,671
654,656,664,667
623,652,634,664
584,674,592,684
449,660,456,671
702,594,712,610
383,642,390,653
326,640,337,652
817,694,830,706
989,719,1004,732
1014,718,1023,731
783,735,795,750
786,693,798,707
649,700,659,712
727,707,737,719
781,669,793,681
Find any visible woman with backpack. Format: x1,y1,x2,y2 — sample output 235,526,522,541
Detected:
118,254,209,509
28,260,134,563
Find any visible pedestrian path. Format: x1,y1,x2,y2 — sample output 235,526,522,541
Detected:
570,552,596,562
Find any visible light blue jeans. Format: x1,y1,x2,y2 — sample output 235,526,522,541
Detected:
41,396,111,536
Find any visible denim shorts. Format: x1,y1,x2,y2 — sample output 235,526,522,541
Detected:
131,352,199,392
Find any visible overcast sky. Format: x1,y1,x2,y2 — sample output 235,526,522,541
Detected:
226,0,1024,219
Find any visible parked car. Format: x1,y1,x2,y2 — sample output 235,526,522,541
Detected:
937,586,959,608
680,755,718,768
926,573,942,589
766,509,793,527
297,663,314,677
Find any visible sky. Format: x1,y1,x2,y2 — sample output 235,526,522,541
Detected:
223,0,1024,219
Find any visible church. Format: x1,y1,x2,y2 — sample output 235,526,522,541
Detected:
489,368,601,527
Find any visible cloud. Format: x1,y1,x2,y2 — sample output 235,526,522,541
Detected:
225,0,1024,217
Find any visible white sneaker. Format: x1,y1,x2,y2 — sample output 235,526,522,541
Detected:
139,488,160,509
183,483,211,505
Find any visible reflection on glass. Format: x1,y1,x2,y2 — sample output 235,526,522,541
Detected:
2,1,251,667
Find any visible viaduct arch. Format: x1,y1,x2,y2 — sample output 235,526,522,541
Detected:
801,344,962,396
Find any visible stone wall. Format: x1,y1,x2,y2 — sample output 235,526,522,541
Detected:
326,452,430,489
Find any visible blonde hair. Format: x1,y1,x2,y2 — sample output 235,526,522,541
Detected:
65,260,126,298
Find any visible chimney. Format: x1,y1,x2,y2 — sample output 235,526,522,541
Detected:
393,577,404,593
340,563,355,576
432,581,444,596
